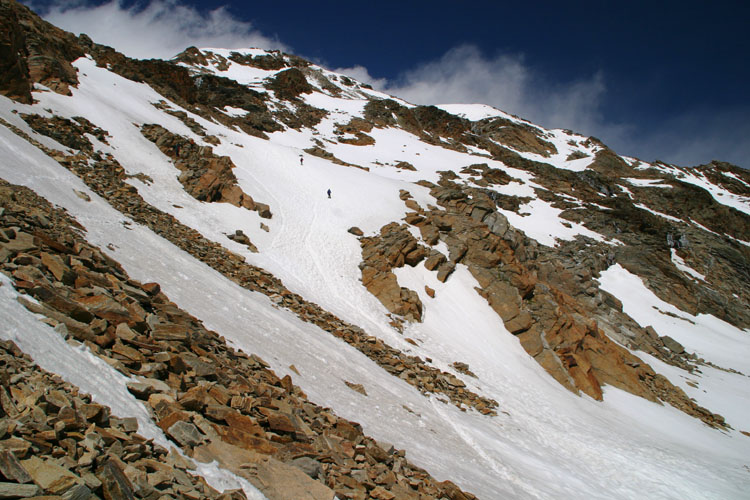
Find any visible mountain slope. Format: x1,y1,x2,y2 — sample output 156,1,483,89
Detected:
1,1,749,498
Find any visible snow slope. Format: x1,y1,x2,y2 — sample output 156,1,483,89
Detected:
1,49,749,500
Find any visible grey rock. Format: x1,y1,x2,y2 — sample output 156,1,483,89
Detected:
167,421,204,447
290,457,322,479
0,482,40,498
661,336,685,354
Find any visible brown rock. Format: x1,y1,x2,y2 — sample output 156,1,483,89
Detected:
436,262,455,282
151,324,188,341
166,421,204,447
20,456,81,493
75,294,130,322
0,450,33,483
0,482,40,498
344,381,368,396
97,459,136,500
224,412,264,438
424,252,446,271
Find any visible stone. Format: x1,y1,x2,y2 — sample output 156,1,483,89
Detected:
517,328,544,357
151,324,188,341
255,203,272,219
661,336,685,354
40,252,73,283
504,310,533,334
290,457,322,479
0,482,40,498
423,252,446,271
97,459,136,500
347,227,364,236
19,456,81,493
436,262,455,283
75,294,131,322
166,421,204,447
115,323,137,341
370,486,396,500
126,382,155,400
61,483,93,500
0,450,33,483
241,456,334,500
344,381,368,396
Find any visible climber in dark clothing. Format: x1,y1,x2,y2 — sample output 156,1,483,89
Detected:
327,189,331,199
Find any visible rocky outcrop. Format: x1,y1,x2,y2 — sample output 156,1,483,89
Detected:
0,0,32,103
359,222,426,322
266,68,313,100
21,113,109,152
486,145,750,333
0,178,481,500
0,0,83,98
396,173,726,427
335,118,375,146
140,124,268,216
363,100,473,151
472,117,557,157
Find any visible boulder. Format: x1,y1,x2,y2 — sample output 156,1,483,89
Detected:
661,336,685,354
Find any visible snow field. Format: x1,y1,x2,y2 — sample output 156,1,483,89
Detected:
598,264,749,375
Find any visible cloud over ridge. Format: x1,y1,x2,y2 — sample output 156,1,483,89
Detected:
36,0,286,59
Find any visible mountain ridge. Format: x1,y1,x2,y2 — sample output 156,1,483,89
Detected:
1,0,749,498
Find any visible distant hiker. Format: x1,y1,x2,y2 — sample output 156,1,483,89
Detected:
172,144,180,157
327,189,331,199
300,156,304,166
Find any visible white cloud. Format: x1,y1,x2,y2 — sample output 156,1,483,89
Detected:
340,45,629,145
333,64,388,89
338,45,748,168
35,0,286,59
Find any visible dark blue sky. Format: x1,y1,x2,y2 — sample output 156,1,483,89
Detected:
32,0,750,168
233,1,749,140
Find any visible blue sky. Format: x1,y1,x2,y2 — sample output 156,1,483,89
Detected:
29,0,750,168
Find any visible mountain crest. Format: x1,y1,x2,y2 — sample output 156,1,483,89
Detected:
0,1,749,498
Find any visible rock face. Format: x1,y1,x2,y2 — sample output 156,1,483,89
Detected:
140,123,268,216
472,117,557,157
0,0,32,103
359,222,426,322
0,179,481,500
267,68,314,100
0,0,83,99
353,171,728,427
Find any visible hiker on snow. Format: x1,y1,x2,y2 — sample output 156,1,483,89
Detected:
327,189,331,199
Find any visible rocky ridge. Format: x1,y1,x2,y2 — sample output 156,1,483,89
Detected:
356,171,727,427
140,123,270,217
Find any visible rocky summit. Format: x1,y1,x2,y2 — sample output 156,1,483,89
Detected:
0,1,749,499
